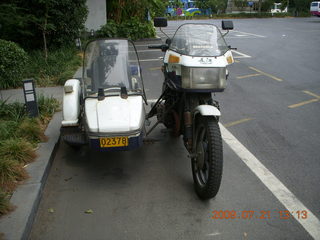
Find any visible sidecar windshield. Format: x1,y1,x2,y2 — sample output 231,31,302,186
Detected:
83,39,143,97
169,24,229,57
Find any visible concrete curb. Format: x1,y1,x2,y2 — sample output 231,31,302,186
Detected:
135,36,162,42
0,112,62,240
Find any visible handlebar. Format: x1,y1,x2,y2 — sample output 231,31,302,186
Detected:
228,45,237,50
148,44,169,52
148,45,164,49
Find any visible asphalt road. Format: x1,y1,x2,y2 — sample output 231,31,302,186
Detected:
30,18,320,240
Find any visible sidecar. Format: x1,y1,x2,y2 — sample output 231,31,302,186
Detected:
60,39,146,151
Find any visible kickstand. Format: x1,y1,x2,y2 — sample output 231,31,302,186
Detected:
146,120,160,136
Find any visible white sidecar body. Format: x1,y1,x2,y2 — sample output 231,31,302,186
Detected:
61,39,146,151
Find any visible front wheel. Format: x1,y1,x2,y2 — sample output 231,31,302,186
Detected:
191,116,223,200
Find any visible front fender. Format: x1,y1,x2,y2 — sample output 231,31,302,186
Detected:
194,105,221,117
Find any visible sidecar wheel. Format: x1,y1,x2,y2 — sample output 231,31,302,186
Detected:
191,117,223,200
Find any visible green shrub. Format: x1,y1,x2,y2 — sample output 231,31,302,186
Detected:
0,120,18,140
37,95,60,120
0,190,12,215
96,18,156,41
24,46,82,86
0,158,27,192
97,20,118,38
16,118,46,143
0,100,26,122
0,39,28,89
0,138,36,164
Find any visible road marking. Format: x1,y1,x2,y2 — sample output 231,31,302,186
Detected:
220,124,320,240
139,58,162,62
232,50,251,58
288,99,319,109
288,90,320,109
237,73,262,79
233,30,266,38
224,118,253,127
249,67,283,82
207,232,221,236
149,67,162,71
303,90,320,99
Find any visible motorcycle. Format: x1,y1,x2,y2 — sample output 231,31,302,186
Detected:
60,39,147,151
147,18,235,199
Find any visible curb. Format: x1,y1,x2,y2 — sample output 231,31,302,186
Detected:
135,36,162,42
0,112,62,240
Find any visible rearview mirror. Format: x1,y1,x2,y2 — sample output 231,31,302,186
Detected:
154,17,167,28
222,21,234,30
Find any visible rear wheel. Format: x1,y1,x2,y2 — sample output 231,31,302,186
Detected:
191,116,223,200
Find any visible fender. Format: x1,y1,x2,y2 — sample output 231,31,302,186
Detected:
194,105,221,117
62,79,81,126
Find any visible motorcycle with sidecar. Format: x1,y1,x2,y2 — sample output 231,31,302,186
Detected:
60,18,235,200
60,39,147,151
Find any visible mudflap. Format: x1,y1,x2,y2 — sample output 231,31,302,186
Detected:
60,126,87,146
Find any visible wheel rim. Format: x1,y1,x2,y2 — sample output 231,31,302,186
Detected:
195,125,210,186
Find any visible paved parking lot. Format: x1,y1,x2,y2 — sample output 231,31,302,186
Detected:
30,18,320,240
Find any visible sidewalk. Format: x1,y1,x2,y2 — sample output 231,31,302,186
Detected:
0,68,81,240
0,68,82,103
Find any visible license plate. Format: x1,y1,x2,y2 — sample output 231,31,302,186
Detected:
100,137,128,148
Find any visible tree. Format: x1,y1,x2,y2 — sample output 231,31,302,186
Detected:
289,0,313,13
196,0,228,14
0,0,88,53
107,0,167,23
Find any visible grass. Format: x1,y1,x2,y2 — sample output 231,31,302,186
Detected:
0,96,59,217
0,190,13,215
0,138,36,164
24,46,82,87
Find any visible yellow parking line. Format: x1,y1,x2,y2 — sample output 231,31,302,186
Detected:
303,90,320,99
224,118,253,128
288,99,319,109
237,73,262,79
249,67,283,82
234,60,240,63
149,67,162,71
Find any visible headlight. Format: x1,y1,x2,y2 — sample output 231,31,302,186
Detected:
181,67,227,90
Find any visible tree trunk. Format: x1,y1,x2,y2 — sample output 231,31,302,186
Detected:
42,17,48,62
258,0,262,13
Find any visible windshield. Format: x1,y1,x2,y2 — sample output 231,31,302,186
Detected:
83,39,143,97
169,24,229,57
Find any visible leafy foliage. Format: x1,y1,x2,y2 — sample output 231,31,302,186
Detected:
0,96,59,216
0,40,29,89
0,101,26,122
37,95,60,120
107,0,167,23
0,139,36,165
197,0,228,13
0,0,88,50
24,46,82,86
289,0,313,13
96,18,156,40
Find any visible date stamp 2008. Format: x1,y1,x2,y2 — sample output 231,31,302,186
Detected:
210,210,308,220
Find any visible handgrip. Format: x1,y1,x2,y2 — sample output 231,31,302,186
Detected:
148,45,163,49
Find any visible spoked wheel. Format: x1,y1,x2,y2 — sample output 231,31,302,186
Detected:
191,116,223,200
